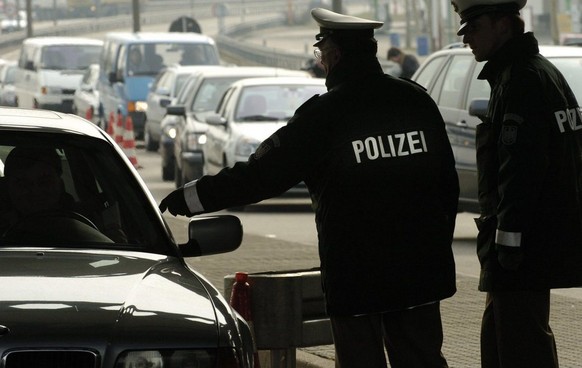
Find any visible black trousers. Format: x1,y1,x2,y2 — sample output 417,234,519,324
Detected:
330,302,449,368
481,290,559,368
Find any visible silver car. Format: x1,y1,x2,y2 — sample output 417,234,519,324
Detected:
412,45,582,213
0,108,254,368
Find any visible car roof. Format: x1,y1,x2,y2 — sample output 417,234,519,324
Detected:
229,76,325,87
104,32,216,45
164,65,227,75
428,44,582,59
0,108,107,139
194,66,311,79
22,36,103,46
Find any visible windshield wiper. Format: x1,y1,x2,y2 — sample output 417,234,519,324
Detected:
238,115,279,121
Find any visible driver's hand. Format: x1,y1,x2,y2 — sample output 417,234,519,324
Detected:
159,187,193,217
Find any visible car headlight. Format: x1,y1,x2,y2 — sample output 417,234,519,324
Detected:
235,137,261,157
128,101,148,112
115,348,240,368
163,125,177,140
186,133,207,151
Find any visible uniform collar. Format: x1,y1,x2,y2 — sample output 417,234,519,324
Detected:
478,32,539,82
325,55,384,90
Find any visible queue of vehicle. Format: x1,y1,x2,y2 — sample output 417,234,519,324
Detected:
164,66,312,187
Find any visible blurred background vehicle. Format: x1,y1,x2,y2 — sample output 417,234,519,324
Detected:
0,10,26,33
144,64,224,151
14,36,103,113
97,31,221,140
0,60,17,106
412,44,582,213
166,66,311,188
72,63,102,127
204,76,326,182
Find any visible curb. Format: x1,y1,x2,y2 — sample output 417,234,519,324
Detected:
296,349,335,368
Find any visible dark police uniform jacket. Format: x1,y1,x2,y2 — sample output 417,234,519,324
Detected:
476,32,582,291
195,55,459,316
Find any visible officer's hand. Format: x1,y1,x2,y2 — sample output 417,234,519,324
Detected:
159,187,192,217
497,245,523,271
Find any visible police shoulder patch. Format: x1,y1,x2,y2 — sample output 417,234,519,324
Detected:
501,125,518,145
253,133,281,160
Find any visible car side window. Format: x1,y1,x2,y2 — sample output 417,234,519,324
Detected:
466,62,490,109
438,55,474,109
414,55,446,91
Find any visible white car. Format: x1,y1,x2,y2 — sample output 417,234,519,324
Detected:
204,76,326,179
0,60,17,106
72,64,102,127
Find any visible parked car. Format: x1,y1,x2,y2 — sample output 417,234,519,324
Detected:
166,67,311,187
97,32,221,140
412,45,582,213
72,64,102,127
0,107,254,367
14,37,103,113
0,60,17,106
204,77,326,184
144,64,224,151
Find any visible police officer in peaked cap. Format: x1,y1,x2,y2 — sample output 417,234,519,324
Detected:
452,0,526,36
160,8,459,368
451,1,582,367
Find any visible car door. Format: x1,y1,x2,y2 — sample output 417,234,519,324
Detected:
456,62,489,207
205,85,237,174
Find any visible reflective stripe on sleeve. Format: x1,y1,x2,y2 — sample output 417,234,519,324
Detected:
184,180,205,214
496,229,522,248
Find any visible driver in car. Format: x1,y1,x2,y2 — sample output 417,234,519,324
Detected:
0,146,120,244
1,146,73,228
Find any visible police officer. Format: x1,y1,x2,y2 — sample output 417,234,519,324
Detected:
451,1,582,367
160,8,459,368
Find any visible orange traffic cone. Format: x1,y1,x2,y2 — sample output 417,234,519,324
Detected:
123,115,141,169
85,106,93,122
230,272,261,368
107,112,115,136
115,112,124,146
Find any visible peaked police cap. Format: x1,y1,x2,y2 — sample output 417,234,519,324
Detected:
311,8,383,47
451,0,526,35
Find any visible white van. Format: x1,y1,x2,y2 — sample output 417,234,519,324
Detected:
14,37,103,113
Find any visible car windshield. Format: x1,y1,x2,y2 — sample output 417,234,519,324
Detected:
235,84,326,121
191,77,242,119
0,132,172,253
4,66,16,84
126,43,219,76
41,45,102,70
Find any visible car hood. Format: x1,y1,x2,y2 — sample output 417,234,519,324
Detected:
234,122,287,142
0,248,221,349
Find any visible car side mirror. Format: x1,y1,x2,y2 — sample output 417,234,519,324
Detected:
206,113,226,126
160,98,171,108
166,105,186,116
108,71,120,83
179,215,243,257
25,61,35,71
468,98,489,119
